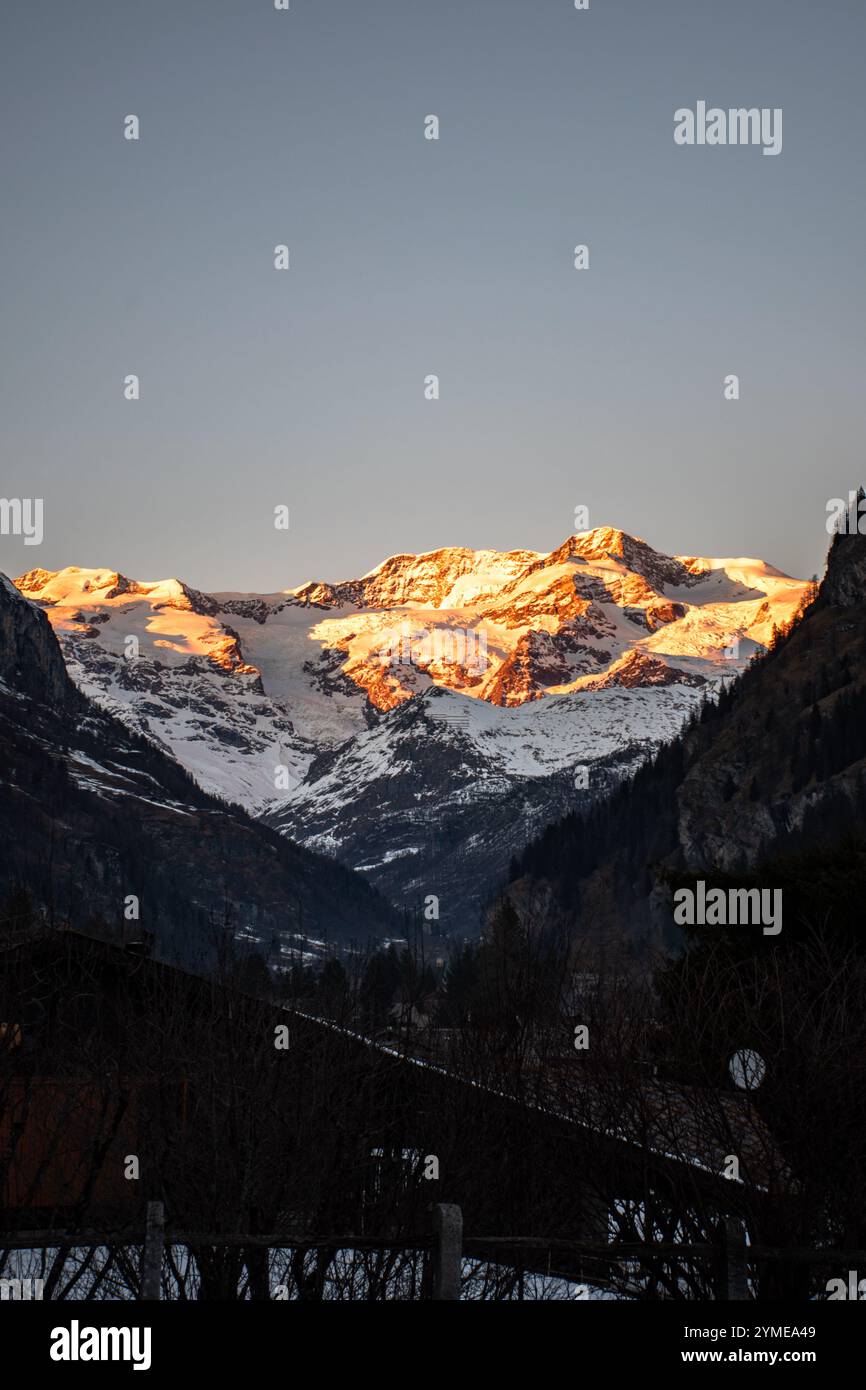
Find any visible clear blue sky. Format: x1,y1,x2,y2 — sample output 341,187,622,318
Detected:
2,0,864,591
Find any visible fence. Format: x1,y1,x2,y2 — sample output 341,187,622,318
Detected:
2,1204,864,1300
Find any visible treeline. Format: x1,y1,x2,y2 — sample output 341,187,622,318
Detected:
270,897,567,1039
511,736,686,912
791,682,866,790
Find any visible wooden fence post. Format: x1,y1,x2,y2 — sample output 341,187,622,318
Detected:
432,1203,462,1301
140,1200,165,1301
716,1216,749,1300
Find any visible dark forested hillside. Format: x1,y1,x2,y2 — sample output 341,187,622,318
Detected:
508,518,866,953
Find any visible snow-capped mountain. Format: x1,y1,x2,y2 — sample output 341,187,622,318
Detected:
14,528,808,932
0,571,396,963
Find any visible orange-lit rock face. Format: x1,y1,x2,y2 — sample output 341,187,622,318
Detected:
287,531,807,711
646,601,687,631
16,529,809,725
16,568,253,677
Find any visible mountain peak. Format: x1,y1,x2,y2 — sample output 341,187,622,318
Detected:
294,545,541,611
572,525,635,555
15,566,220,617
17,566,133,599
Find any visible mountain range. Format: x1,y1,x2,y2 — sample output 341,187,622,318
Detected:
0,573,397,967
12,527,807,934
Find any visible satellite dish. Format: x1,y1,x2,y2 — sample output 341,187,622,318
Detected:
729,1048,766,1091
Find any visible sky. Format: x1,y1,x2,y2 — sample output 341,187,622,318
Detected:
1,0,864,593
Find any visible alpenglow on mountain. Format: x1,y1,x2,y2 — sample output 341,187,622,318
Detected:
0,571,397,964
15,528,808,932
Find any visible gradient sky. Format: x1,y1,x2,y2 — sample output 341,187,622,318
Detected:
1,0,864,592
